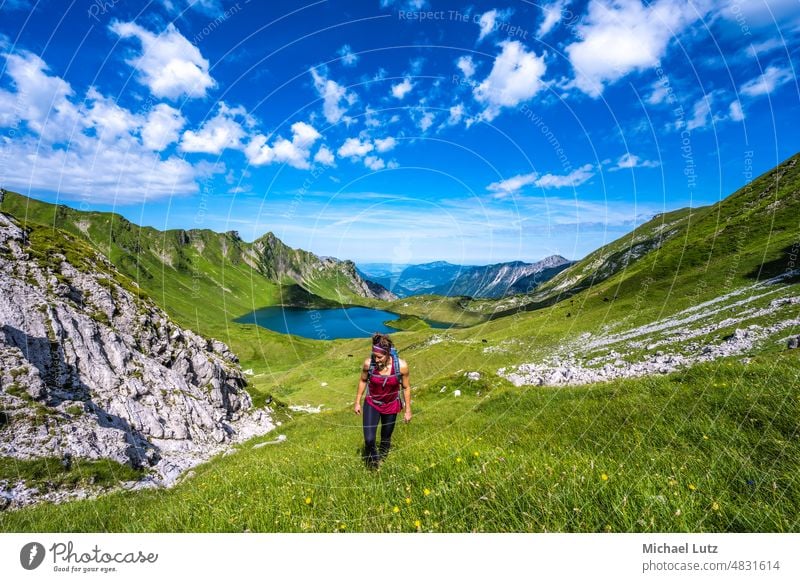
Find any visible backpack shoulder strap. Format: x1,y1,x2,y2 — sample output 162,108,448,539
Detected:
391,348,403,382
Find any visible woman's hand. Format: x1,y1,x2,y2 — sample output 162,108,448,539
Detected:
403,409,412,424
354,403,362,415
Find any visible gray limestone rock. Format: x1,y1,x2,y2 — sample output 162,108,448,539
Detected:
0,212,275,504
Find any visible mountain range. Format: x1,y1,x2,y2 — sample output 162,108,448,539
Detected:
358,255,573,298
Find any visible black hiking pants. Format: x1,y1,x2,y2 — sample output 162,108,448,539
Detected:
362,402,397,467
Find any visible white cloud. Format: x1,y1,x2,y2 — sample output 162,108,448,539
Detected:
0,50,202,203
565,0,709,97
314,145,336,166
310,68,354,124
685,94,712,131
374,137,397,152
535,164,595,188
0,51,78,141
391,77,414,99
244,121,322,170
142,103,186,151
447,103,465,125
740,66,793,97
487,173,539,195
364,156,386,171
338,137,374,158
1,137,199,203
538,0,570,37
418,111,435,132
609,153,660,171
84,88,142,142
478,10,499,41
488,164,595,196
477,8,515,42
338,44,359,67
748,38,786,56
111,21,215,100
456,56,476,79
474,40,547,121
646,80,670,105
180,102,248,153
729,100,745,121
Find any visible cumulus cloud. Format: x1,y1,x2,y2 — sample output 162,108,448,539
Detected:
84,88,142,143
141,103,186,151
740,66,793,97
310,67,354,124
477,8,514,42
391,77,414,99
417,110,435,132
456,56,476,79
180,102,249,153
314,145,336,166
488,164,595,196
565,0,709,98
0,50,77,141
609,153,660,171
338,44,359,66
337,137,374,158
0,49,200,202
374,137,397,152
685,94,713,131
447,103,465,125
244,121,322,169
729,100,745,121
474,40,547,121
537,0,570,37
111,21,215,99
364,155,386,171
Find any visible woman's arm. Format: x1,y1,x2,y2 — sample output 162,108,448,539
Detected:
354,358,370,415
401,359,412,423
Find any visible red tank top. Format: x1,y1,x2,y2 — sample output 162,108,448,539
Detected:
366,357,403,414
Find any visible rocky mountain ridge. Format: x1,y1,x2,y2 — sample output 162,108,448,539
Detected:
0,211,276,506
359,256,572,298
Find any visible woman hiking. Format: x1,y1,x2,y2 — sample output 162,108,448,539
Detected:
354,333,412,468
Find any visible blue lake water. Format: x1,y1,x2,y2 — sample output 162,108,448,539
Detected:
235,306,450,340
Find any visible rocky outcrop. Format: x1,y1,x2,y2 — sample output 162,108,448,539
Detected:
252,232,395,301
500,273,800,388
0,213,275,496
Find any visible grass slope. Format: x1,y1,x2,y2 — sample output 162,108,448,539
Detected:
2,354,797,532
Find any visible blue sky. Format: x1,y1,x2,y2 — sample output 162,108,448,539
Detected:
1,0,799,264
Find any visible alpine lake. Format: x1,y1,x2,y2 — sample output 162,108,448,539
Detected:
235,306,450,340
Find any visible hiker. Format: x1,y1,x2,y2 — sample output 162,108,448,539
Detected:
354,333,412,468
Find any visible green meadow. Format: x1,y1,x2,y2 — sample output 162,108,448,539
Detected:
2,354,798,532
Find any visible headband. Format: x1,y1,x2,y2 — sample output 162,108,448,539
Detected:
372,345,388,354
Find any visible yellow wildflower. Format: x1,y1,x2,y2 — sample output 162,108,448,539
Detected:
393,506,400,513
424,488,431,496
405,497,412,505
305,497,312,505
601,473,608,481
712,502,720,511
688,484,696,491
